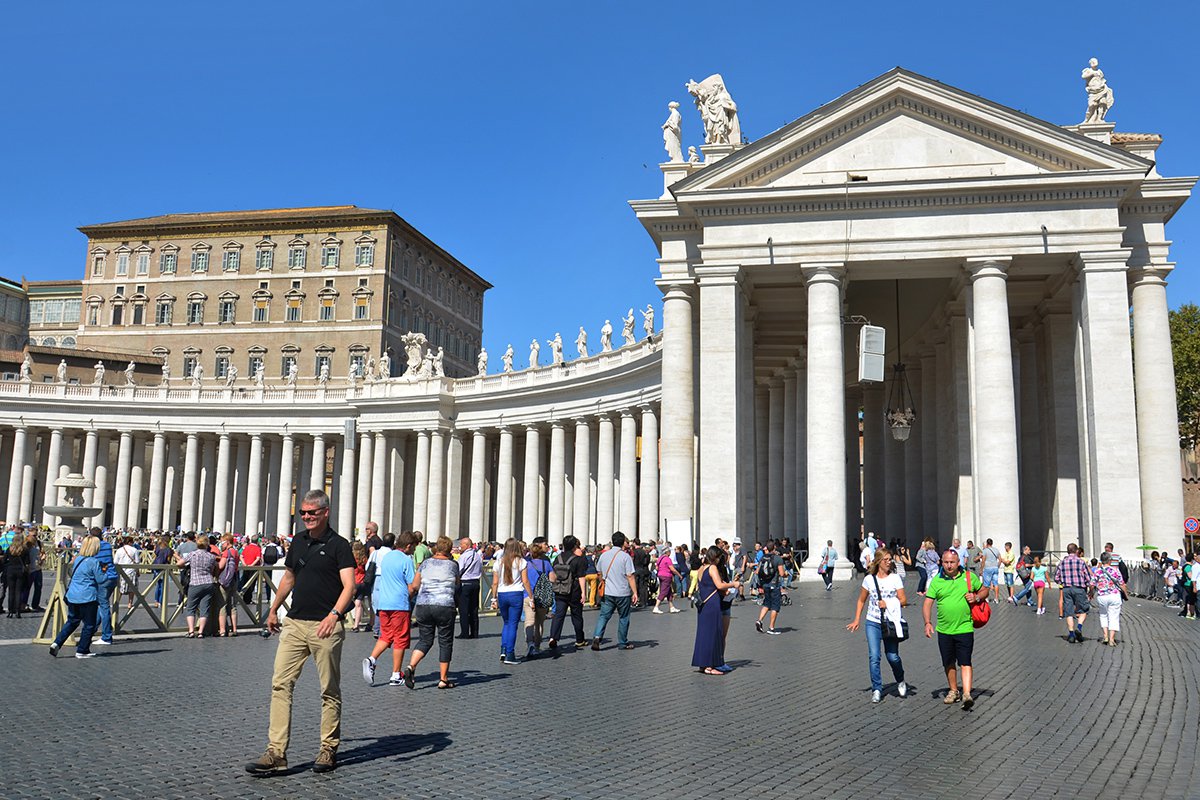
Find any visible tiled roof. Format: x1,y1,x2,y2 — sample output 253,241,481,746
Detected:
80,205,388,232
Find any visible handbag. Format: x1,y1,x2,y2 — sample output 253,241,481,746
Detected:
964,570,990,628
872,575,908,640
694,588,718,613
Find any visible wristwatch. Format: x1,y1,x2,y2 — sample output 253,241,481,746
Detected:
328,609,343,621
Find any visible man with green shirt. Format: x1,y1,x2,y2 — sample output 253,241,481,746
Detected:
923,550,989,710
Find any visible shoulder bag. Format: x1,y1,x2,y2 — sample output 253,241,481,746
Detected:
964,570,990,628
872,575,908,640
694,569,719,613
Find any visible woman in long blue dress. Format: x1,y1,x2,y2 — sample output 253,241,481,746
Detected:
692,546,742,675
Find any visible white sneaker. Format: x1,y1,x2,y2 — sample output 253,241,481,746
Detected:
871,690,882,704
652,608,664,614
389,673,403,686
93,639,112,646
766,628,782,636
75,652,95,659
898,681,908,698
668,607,680,614
362,657,376,685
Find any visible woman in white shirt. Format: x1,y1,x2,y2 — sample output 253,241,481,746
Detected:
490,538,531,665
846,547,908,704
113,536,140,612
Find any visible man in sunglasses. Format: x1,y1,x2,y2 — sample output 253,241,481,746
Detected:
247,489,355,776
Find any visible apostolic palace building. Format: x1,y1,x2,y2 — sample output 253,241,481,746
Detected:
0,67,1192,570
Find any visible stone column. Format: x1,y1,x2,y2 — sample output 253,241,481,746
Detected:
200,437,217,531
494,427,515,541
767,376,785,536
1017,331,1044,545
919,349,939,539
111,430,134,529
1073,252,1144,553
638,405,660,543
521,424,542,538
1130,266,1185,546
547,421,567,542
355,431,374,535
445,431,465,538
794,363,808,542
862,384,886,538
572,419,592,544
5,426,26,524
81,430,98,509
845,387,863,541
276,433,295,538
903,366,923,549
40,427,64,526
468,430,488,541
337,431,356,539
211,432,232,533
965,257,1021,550
804,262,848,566
180,433,200,532
370,432,388,529
783,367,798,540
427,429,446,538
388,434,408,534
618,410,638,538
233,438,250,534
658,281,695,527
596,414,616,541
754,385,769,543
19,432,37,524
949,315,975,541
243,433,264,537
412,430,432,535
146,432,168,531
163,436,181,532
310,434,326,496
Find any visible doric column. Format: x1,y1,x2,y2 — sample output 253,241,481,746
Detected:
40,427,64,526
388,434,408,534
965,257,1021,550
162,436,181,533
1130,266,1185,547
427,429,446,538
126,434,145,530
494,427,514,541
862,384,886,539
370,432,388,529
521,425,541,539
949,314,975,540
793,363,808,542
596,414,616,541
81,430,98,509
337,429,356,539
1037,313,1080,551
244,431,264,537
233,438,250,533
767,376,785,537
5,426,27,524
638,405,660,543
310,434,326,495
19,431,37,524
618,410,638,538
410,429,431,534
444,431,465,538
146,432,168,531
754,384,769,543
355,431,374,535
903,366,923,549
572,419,592,544
180,433,200,532
1017,330,1044,545
919,349,939,540
111,430,134,529
275,432,295,538
804,262,848,565
658,281,695,526
468,430,488,540
547,421,567,542
782,367,798,540
211,432,232,533
200,437,217,531
845,387,863,541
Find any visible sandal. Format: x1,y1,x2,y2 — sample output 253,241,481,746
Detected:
403,666,415,690
185,632,196,638
702,667,724,676
437,680,457,689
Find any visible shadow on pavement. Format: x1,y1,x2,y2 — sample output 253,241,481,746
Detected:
338,731,451,766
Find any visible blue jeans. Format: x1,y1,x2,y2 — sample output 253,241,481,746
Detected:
865,620,904,692
97,584,114,641
1014,580,1036,605
497,591,524,658
54,600,99,655
594,595,632,646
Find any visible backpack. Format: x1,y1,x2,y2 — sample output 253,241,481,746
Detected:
219,551,239,587
757,555,776,585
551,555,576,596
531,559,555,609
262,543,280,565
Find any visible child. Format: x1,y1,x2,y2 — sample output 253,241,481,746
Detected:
1164,560,1180,606
1031,556,1049,615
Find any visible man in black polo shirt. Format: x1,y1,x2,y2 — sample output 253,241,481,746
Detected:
246,489,355,776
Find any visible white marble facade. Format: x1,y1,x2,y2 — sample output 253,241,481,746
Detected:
0,69,1191,566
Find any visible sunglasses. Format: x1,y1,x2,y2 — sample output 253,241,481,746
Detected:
298,508,328,517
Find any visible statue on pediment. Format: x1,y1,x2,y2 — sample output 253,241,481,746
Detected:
225,365,238,387
189,363,202,388
285,361,299,386
600,320,613,352
125,361,137,386
687,146,700,164
402,332,428,378
686,74,741,145
432,346,445,378
477,348,488,376
576,327,588,359
1081,58,1114,123
529,338,540,369
378,351,391,380
318,362,329,386
502,344,514,373
549,333,564,366
160,361,170,386
94,362,106,386
642,304,655,338
54,358,65,384
622,308,636,346
662,101,683,162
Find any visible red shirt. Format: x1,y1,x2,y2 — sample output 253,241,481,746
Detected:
241,543,263,566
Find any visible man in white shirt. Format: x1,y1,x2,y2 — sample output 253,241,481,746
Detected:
591,532,639,651
365,532,394,637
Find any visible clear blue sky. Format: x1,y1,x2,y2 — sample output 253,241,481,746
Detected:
2,1,1197,361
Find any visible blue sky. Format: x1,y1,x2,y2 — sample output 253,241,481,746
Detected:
2,1,1197,360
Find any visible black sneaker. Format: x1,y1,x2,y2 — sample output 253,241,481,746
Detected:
49,642,60,658
590,638,601,651
755,620,764,634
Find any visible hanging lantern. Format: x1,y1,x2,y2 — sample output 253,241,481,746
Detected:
886,362,916,442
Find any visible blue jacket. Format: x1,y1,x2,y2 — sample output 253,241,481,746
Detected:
66,555,111,604
97,538,114,569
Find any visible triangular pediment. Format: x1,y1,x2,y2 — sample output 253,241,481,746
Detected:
675,68,1150,194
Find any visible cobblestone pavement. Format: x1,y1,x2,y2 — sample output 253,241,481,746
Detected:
3,578,1199,799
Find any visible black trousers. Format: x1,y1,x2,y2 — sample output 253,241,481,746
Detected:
549,594,584,644
457,580,480,637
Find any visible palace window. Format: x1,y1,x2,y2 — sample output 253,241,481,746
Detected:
136,252,150,275
191,250,209,273
280,348,299,376
218,298,236,324
156,299,173,325
91,254,105,277
355,243,374,266
321,244,340,268
286,296,302,322
354,296,369,320
319,296,335,321
131,303,145,326
247,349,265,377
214,353,230,378
116,252,129,276
111,303,124,326
315,349,333,377
222,249,241,272
288,244,307,269
160,251,177,274
253,297,268,322
182,353,198,378
187,299,204,324
86,303,100,326
256,247,274,271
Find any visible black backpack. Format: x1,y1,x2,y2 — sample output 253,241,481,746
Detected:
757,555,776,585
551,555,576,596
262,543,280,565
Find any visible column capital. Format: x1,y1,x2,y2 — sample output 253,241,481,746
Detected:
1072,248,1133,274
638,402,658,416
548,418,568,430
801,261,846,284
694,263,743,287
573,417,592,429
619,408,637,420
523,422,541,433
963,257,1013,281
1128,263,1174,288
655,278,696,299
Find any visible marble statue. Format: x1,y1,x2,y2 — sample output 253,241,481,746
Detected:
160,361,170,386
432,346,445,378
124,361,136,386
687,145,700,164
20,354,34,382
402,332,428,378
346,361,358,386
622,308,636,346
642,304,655,338
662,101,683,162
576,326,588,359
421,350,435,378
364,356,377,383
600,320,613,352
225,365,238,387
93,362,106,386
378,351,391,380
685,74,741,146
529,338,540,369
1081,58,1114,123
255,364,266,387
549,333,564,366
477,348,488,376
54,358,66,384
189,363,202,387
285,361,299,386
318,362,330,386
502,344,514,373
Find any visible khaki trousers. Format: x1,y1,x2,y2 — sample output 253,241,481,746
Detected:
268,616,345,755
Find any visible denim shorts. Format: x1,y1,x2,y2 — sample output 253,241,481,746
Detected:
761,584,782,612
982,568,999,587
1003,572,1014,586
1063,586,1090,616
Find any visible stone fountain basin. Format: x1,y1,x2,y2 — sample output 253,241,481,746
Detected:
44,506,102,518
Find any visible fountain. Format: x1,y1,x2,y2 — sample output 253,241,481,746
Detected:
44,473,102,536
